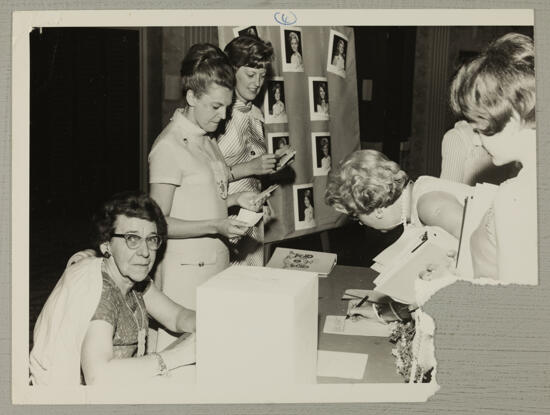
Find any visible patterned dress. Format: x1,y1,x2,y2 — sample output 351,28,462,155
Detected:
218,99,267,266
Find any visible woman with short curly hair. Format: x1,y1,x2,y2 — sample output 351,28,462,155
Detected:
325,150,470,236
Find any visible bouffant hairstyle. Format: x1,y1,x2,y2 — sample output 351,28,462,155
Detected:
288,31,300,45
92,191,167,253
224,35,274,70
449,33,535,136
325,150,409,216
271,83,282,95
180,43,235,105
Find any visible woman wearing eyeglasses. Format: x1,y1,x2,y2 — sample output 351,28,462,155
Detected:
30,192,196,386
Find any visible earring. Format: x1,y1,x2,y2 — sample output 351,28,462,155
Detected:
103,251,111,258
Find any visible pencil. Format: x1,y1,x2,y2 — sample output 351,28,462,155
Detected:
345,294,370,320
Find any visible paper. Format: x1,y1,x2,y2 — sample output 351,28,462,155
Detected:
317,350,368,380
323,315,392,337
236,208,264,227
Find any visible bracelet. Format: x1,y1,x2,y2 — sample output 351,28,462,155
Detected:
152,352,169,376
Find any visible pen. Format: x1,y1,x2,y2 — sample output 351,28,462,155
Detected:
345,294,370,320
410,231,428,253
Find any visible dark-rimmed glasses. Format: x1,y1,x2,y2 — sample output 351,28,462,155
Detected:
112,233,163,251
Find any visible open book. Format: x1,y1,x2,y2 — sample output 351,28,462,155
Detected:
266,247,337,276
371,226,458,306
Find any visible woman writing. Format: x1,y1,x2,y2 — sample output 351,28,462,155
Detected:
218,35,277,265
148,44,262,349
30,192,196,386
450,32,537,284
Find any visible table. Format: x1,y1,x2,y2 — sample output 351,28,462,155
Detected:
317,264,403,383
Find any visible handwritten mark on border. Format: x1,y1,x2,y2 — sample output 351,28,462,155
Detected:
274,11,297,26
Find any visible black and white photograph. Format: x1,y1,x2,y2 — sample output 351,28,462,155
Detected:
308,77,329,121
311,132,332,176
280,26,304,72
263,77,287,124
233,25,258,38
267,132,290,154
293,184,316,230
9,8,542,410
327,29,348,78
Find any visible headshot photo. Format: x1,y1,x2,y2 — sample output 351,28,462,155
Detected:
309,77,329,121
267,132,290,154
327,29,348,78
233,25,259,38
281,27,304,72
264,77,288,124
294,184,316,230
312,133,332,176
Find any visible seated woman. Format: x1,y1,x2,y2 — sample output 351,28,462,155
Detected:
325,149,470,238
30,191,196,386
449,32,537,284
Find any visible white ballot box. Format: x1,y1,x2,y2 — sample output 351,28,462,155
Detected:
196,266,318,385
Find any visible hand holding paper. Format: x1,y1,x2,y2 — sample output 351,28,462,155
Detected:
236,208,264,227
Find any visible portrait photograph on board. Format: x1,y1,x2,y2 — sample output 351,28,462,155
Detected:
309,76,330,121
294,184,316,230
311,132,332,176
281,26,304,72
327,29,348,78
233,25,258,38
267,132,290,154
264,77,288,124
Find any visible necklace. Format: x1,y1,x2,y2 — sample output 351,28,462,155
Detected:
122,290,147,357
102,260,147,357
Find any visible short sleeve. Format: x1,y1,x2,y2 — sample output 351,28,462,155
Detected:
149,139,183,185
91,277,119,327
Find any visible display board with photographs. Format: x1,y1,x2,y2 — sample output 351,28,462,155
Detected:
219,26,360,242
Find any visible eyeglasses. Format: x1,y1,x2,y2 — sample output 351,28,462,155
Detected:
112,233,163,251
